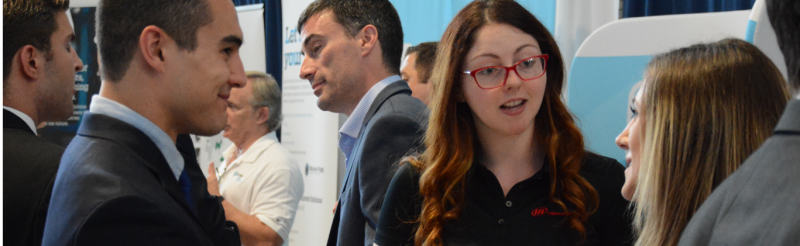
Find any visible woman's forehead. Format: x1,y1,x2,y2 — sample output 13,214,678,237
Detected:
466,24,540,60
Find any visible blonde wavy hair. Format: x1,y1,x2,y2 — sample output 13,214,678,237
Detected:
632,38,790,246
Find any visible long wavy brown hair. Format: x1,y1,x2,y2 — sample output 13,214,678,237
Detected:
408,1,598,245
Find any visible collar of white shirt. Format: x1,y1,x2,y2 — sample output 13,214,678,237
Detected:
3,106,38,135
89,95,185,180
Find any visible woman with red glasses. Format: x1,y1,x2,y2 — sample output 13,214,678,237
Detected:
373,0,632,245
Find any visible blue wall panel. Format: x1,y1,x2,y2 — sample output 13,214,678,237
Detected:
390,0,556,45
568,55,654,164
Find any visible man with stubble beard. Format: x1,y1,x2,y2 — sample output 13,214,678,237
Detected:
42,0,247,245
298,1,428,245
3,1,84,245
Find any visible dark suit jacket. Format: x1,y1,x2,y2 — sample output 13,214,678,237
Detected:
678,99,800,246
3,109,64,246
42,113,239,246
327,81,428,246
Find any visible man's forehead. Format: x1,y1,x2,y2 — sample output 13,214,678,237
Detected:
301,10,338,38
206,0,244,36
55,11,72,33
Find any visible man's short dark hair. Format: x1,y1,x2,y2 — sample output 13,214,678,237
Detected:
767,0,800,92
298,0,404,75
97,0,212,82
405,41,438,84
3,0,70,81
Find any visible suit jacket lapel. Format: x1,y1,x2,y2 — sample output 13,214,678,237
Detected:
339,134,363,196
338,81,412,196
77,113,203,224
362,80,412,128
176,134,232,240
3,109,35,135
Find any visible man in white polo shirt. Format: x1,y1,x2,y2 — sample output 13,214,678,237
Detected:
207,71,304,246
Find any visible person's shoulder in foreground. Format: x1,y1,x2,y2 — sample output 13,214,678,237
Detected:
679,0,800,244
373,162,422,246
679,99,800,246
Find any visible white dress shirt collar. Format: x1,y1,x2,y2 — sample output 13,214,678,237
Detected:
3,106,38,135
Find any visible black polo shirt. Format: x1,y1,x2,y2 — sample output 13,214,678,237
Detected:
375,153,633,246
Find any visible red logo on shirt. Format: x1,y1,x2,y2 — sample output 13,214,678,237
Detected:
531,207,568,217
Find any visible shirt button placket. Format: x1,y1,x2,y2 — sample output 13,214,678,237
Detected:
506,201,512,207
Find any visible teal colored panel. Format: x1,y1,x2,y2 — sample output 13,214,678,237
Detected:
517,0,556,33
391,0,556,45
745,19,756,43
567,56,653,165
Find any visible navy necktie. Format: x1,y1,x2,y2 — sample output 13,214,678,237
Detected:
178,168,195,211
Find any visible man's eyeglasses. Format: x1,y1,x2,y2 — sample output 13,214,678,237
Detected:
463,54,549,89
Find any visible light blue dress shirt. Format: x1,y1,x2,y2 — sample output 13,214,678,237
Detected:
89,95,185,180
338,75,401,164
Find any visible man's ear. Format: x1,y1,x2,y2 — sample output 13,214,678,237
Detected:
139,25,169,73
358,24,379,57
18,45,46,80
256,106,270,125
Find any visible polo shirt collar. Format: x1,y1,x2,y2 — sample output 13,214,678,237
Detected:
224,132,278,165
471,158,552,183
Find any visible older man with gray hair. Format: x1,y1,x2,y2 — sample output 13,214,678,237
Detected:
207,71,304,246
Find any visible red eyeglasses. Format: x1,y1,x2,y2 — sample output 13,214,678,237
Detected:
463,54,549,89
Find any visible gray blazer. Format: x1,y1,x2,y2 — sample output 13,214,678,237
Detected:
678,99,800,246
327,81,428,246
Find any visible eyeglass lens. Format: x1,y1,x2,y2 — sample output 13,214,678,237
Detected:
475,57,545,88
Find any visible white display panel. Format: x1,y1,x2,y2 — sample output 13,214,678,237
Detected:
568,10,750,164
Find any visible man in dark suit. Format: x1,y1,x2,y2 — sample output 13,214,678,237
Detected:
42,0,246,245
3,1,84,245
678,0,800,245
298,1,428,245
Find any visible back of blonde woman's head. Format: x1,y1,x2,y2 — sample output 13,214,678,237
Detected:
633,38,790,246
